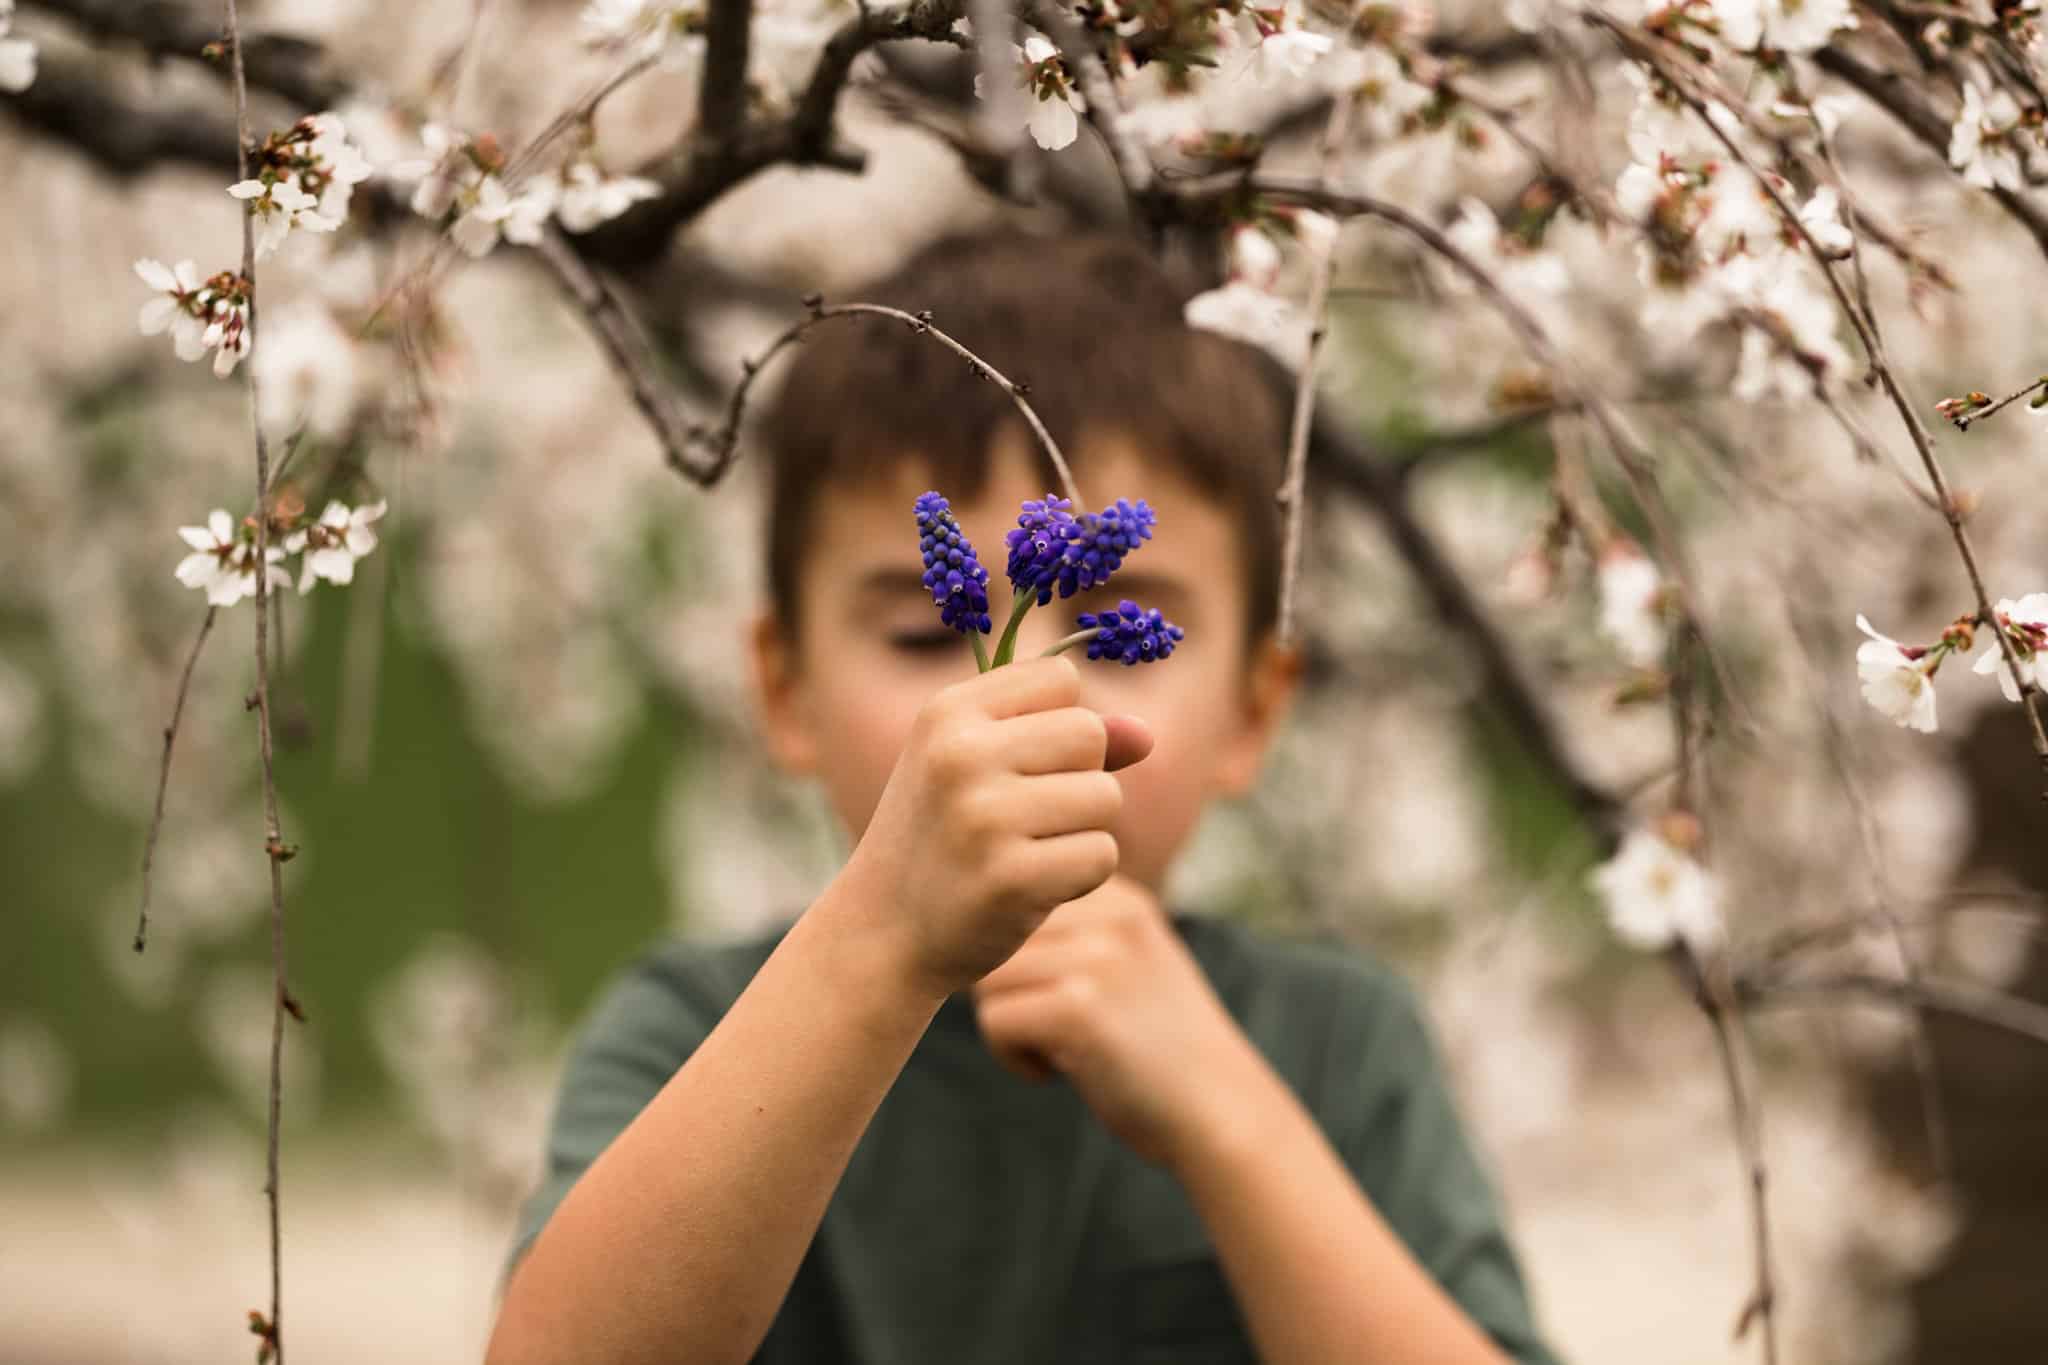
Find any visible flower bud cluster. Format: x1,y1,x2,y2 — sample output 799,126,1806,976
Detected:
915,492,994,635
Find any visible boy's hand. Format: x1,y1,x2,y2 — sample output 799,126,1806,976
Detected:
840,656,1154,1002
971,876,1269,1168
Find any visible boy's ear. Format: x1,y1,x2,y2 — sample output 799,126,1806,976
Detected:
746,610,820,776
1213,631,1304,797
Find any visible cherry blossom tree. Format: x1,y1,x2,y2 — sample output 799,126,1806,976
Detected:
5,0,2048,1360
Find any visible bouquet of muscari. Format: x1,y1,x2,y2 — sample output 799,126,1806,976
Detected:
914,490,1183,672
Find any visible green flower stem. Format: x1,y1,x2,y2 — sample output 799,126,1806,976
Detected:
971,630,991,674
1042,628,1102,659
990,591,1036,669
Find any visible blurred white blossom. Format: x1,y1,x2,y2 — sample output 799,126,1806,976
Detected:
1856,614,1940,732
1597,543,1666,667
1590,828,1723,952
556,161,662,233
254,303,362,440
0,0,35,92
1712,0,1858,54
1183,280,1310,367
1950,82,2027,192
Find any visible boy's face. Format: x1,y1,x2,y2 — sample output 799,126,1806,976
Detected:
748,429,1300,896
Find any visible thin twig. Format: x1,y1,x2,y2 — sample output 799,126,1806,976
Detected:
1737,970,2048,1049
1693,949,1781,1364
132,606,218,953
1276,91,1355,648
224,2,292,1359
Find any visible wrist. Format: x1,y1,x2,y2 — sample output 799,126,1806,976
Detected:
1160,1034,1302,1182
809,860,954,1026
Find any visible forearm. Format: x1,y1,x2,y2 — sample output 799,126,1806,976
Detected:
486,871,943,1365
1169,1046,1510,1365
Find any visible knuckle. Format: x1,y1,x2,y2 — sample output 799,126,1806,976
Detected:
952,783,1005,842
926,722,982,785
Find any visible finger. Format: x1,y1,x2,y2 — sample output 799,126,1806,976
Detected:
1002,771,1122,838
1013,829,1119,907
967,654,1083,720
994,706,1108,775
1101,714,1154,772
975,986,1071,1083
976,936,1100,998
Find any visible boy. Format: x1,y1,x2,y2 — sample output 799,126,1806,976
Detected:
487,231,1560,1364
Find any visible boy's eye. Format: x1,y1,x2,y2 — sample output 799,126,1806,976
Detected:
885,629,961,654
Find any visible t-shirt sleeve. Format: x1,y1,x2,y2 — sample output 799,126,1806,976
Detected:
1328,969,1564,1365
498,952,711,1294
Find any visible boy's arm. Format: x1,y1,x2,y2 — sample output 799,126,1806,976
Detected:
974,885,1551,1365
486,658,1143,1365
1169,1042,1518,1364
486,875,944,1365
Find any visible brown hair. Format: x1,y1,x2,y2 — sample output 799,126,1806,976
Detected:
756,229,1294,645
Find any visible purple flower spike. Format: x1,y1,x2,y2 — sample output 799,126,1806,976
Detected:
1004,494,1080,604
1053,498,1156,602
915,491,993,635
1076,599,1184,666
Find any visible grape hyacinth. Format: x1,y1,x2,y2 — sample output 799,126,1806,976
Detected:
1007,495,1156,605
1074,600,1185,666
914,491,993,635
1004,495,1079,603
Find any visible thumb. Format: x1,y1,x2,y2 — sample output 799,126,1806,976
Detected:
1101,713,1154,772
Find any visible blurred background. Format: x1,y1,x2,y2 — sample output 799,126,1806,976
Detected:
4,0,2048,1361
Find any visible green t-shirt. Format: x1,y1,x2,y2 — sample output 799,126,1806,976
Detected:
503,913,1561,1364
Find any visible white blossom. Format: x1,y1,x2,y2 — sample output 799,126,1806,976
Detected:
555,162,662,233
200,296,253,378
1971,593,2048,701
449,174,560,258
1184,280,1311,368
135,259,250,376
974,32,1087,151
1950,83,2027,192
1244,25,1332,83
302,112,376,221
0,0,35,93
1589,828,1723,952
174,510,289,607
1597,544,1667,667
228,175,336,260
1322,42,1432,142
1856,613,1939,733
1798,186,1854,258
408,122,472,220
284,499,387,593
134,258,210,362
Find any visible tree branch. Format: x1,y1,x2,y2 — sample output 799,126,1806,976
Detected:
25,0,349,108
699,0,755,150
